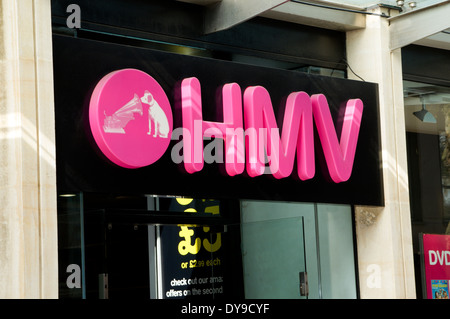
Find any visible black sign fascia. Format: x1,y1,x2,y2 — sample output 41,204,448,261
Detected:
53,35,384,206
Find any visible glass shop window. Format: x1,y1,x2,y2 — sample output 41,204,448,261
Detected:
404,80,450,298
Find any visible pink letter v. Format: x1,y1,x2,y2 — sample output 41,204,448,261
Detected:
311,94,363,183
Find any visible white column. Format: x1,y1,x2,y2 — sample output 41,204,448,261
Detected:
0,0,58,298
346,7,416,298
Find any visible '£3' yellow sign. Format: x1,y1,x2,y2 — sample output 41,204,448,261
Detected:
176,198,222,255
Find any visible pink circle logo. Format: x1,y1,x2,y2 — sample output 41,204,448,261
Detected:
89,69,173,168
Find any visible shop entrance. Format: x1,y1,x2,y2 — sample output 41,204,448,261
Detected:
81,200,308,299
58,193,356,299
83,213,238,299
79,195,245,299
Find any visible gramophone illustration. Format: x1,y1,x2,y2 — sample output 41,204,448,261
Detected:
103,93,143,134
103,91,170,138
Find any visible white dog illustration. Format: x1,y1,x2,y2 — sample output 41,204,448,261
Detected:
141,90,170,138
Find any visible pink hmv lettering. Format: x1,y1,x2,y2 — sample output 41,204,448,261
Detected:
89,69,364,183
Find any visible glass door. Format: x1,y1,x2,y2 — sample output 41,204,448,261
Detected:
241,217,307,298
240,200,357,299
240,201,309,299
102,221,151,299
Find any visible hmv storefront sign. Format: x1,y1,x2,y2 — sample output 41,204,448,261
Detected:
53,36,383,206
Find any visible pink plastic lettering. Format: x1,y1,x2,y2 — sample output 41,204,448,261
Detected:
90,69,364,184
311,94,363,183
243,86,315,180
181,77,244,176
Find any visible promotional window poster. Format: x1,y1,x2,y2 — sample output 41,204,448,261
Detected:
159,197,243,299
420,233,450,299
